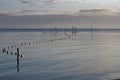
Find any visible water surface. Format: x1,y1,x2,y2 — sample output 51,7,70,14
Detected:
1,31,120,80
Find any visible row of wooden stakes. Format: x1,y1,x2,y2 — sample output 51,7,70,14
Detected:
2,47,23,58
1,33,72,58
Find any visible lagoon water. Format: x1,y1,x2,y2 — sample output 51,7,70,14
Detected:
1,30,120,80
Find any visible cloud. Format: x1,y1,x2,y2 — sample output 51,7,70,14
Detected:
80,9,109,13
79,9,110,15
20,0,36,4
1,8,120,16
44,0,85,4
76,8,120,16
19,0,86,5
16,0,120,16
2,8,73,16
44,0,102,4
1,13,120,28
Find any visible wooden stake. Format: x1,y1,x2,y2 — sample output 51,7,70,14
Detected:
17,48,19,72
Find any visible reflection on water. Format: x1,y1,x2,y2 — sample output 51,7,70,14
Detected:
2,47,21,72
1,31,120,80
17,55,19,72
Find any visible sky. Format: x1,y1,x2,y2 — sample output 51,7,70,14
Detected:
0,0,120,28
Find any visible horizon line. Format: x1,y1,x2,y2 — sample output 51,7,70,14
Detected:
1,28,120,29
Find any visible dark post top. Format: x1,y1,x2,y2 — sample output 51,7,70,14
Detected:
17,48,19,57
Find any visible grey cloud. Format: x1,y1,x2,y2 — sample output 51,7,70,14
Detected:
44,0,86,5
20,0,35,4
77,9,111,15
80,9,109,13
0,13,120,28
19,0,87,7
21,0,30,4
1,9,36,16
19,0,54,5
13,9,40,14
44,0,54,3
77,8,120,16
7,9,73,16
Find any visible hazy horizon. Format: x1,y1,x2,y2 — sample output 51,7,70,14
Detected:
0,0,120,28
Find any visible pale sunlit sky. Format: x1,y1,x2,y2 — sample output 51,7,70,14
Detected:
0,0,120,28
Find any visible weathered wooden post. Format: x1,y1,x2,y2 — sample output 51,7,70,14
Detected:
17,48,20,72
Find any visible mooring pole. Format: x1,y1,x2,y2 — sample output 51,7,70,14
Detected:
17,48,19,72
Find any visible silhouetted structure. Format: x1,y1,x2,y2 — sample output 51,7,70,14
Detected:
91,25,94,40
71,26,77,36
16,48,20,72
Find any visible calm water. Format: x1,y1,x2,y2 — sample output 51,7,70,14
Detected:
1,31,120,80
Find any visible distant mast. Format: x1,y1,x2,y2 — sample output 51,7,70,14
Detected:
91,25,93,33
90,25,94,40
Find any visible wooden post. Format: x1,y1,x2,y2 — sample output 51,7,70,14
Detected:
17,48,19,72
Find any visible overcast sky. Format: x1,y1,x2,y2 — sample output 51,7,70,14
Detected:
0,0,120,28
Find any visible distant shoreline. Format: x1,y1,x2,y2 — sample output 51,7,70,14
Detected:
1,28,120,32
